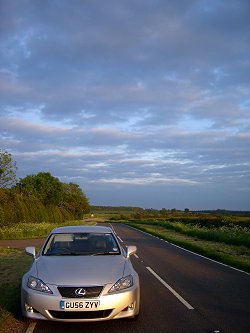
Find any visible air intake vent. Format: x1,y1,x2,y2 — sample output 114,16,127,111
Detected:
49,309,113,320
58,286,103,298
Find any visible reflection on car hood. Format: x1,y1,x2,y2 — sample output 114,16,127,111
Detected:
36,255,126,285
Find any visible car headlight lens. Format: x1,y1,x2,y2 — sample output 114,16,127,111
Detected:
27,276,53,294
108,275,133,293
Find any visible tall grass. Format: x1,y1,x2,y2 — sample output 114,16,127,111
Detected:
167,221,250,248
0,220,95,240
129,220,250,248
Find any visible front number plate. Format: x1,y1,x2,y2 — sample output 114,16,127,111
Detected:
60,300,100,311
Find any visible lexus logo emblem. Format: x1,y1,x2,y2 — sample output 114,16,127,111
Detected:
75,288,86,297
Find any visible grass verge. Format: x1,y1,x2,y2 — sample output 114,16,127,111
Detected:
0,220,96,240
0,247,33,333
127,222,250,273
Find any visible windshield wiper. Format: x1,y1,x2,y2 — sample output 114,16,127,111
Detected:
45,251,120,256
91,252,119,256
46,252,86,256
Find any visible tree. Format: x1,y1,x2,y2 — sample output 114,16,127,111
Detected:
16,172,64,205
62,182,90,217
160,208,169,215
171,208,177,214
0,150,17,188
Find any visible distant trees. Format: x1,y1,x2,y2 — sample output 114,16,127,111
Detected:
0,150,17,188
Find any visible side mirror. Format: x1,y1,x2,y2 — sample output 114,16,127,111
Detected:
25,246,36,258
126,245,137,258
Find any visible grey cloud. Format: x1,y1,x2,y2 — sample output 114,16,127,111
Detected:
1,0,249,209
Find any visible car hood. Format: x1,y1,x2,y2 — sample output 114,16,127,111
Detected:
36,255,126,285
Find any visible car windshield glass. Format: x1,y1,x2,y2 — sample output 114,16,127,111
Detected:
43,232,120,256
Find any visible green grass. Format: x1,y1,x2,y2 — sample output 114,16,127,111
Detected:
0,220,96,240
0,248,33,332
126,222,250,273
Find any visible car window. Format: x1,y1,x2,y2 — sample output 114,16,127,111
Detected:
43,232,120,256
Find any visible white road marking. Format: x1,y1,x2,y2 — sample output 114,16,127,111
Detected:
25,322,36,333
134,253,139,259
146,266,194,310
109,223,124,243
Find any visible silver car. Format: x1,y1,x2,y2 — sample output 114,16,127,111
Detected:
21,225,140,322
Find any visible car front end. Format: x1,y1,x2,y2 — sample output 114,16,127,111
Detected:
21,274,140,321
21,226,140,322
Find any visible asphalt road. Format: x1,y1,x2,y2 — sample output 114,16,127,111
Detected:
28,223,250,333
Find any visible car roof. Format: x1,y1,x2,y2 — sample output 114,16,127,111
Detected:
50,225,113,234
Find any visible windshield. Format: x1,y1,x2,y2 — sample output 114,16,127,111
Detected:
43,232,120,256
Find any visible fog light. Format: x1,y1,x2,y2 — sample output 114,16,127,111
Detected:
25,304,33,313
128,303,135,310
122,302,135,312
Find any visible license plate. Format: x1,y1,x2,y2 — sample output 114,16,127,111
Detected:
60,300,100,311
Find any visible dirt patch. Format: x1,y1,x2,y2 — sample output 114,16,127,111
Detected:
0,239,45,249
0,315,28,333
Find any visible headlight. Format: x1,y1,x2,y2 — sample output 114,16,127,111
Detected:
27,276,53,294
108,275,133,293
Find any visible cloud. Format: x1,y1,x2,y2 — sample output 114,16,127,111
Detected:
0,0,249,209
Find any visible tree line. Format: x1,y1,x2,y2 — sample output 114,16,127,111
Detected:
0,150,90,225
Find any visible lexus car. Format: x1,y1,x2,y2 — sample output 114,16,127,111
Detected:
21,225,140,322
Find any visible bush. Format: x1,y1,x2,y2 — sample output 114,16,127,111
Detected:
0,189,77,226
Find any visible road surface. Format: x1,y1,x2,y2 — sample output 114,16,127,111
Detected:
26,223,250,333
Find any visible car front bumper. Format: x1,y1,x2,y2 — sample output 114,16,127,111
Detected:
21,281,140,322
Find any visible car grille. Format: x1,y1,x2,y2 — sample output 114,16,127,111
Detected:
48,309,113,320
58,286,103,298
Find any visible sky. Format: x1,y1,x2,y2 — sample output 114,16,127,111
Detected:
0,0,250,210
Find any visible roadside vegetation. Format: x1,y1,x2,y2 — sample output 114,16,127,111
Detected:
0,248,32,333
0,150,90,227
0,172,90,227
0,220,95,240
106,209,250,273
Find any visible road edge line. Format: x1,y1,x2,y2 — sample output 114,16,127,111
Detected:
146,266,194,310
